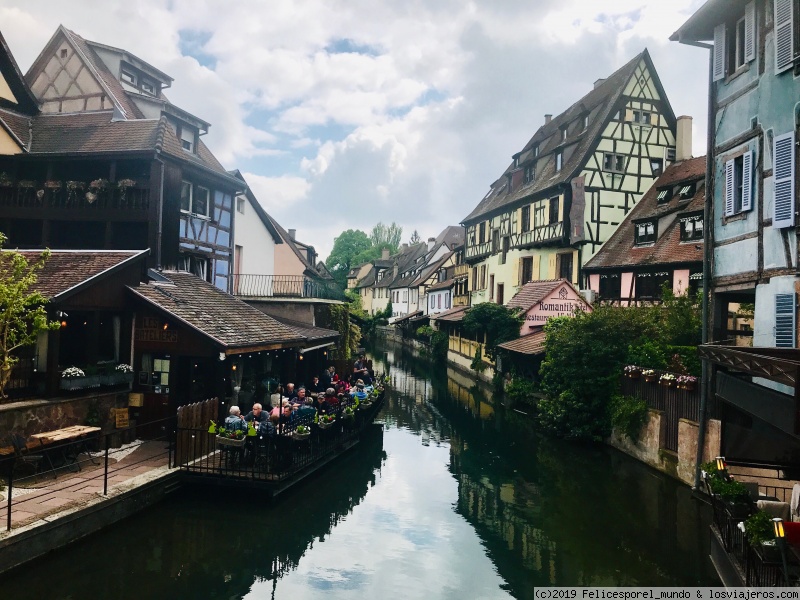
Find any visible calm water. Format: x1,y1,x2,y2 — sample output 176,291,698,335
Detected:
0,340,719,598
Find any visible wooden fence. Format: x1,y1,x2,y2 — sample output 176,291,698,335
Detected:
176,397,219,466
620,370,712,453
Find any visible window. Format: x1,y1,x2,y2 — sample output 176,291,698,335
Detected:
533,144,540,158
178,254,211,282
534,202,546,228
492,229,500,253
121,69,137,85
636,271,671,299
521,256,534,284
680,214,704,241
635,221,657,245
180,128,195,153
775,293,796,348
735,17,747,69
141,80,156,95
598,273,621,300
557,253,573,281
500,236,509,265
632,110,651,125
666,147,677,163
506,173,513,193
180,181,211,217
656,188,671,203
603,153,625,173
582,114,589,130
478,222,486,244
471,267,478,291
497,283,504,305
236,197,245,214
480,265,487,289
555,151,562,172
524,165,535,184
60,48,68,59
561,127,567,141
679,183,696,199
489,275,495,300
713,2,757,80
549,197,560,224
651,158,663,177
520,205,531,233
724,151,752,217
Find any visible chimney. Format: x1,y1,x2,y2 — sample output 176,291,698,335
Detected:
675,115,693,162
393,260,398,279
544,114,552,125
287,228,296,240
381,248,390,260
401,243,408,251
427,237,436,252
593,78,605,89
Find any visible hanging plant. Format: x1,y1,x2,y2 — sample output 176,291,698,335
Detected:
44,180,62,189
117,178,136,201
0,172,12,187
89,178,109,190
17,180,35,189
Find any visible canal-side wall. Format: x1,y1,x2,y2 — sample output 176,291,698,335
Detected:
608,409,721,486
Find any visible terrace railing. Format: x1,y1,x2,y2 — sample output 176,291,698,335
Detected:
232,274,345,301
0,184,149,212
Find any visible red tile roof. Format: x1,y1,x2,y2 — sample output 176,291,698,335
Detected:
584,156,706,271
431,305,468,322
29,111,160,154
506,280,565,311
12,249,147,300
128,271,305,351
497,329,547,355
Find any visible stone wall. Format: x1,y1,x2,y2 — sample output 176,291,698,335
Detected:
609,409,721,487
0,391,129,441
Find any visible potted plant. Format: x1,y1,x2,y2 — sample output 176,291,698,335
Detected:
659,373,676,387
676,375,697,391
342,406,355,421
117,178,136,202
216,428,246,447
624,365,641,379
60,366,86,391
115,363,134,383
642,369,657,383
292,424,311,441
741,510,779,561
709,478,753,519
318,414,336,430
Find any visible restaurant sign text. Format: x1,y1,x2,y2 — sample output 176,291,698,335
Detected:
135,317,178,343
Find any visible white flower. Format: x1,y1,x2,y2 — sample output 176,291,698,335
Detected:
737,522,746,532
115,364,133,373
61,366,85,379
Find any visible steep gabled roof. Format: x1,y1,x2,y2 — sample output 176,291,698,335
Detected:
584,156,706,271
0,107,32,149
0,30,39,114
462,50,672,224
410,250,454,287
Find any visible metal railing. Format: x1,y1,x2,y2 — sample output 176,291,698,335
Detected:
2,415,175,531
177,393,385,483
0,185,149,211
232,274,345,300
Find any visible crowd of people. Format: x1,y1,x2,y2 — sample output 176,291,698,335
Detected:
223,355,378,439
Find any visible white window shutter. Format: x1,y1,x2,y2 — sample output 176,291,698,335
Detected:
744,2,756,63
775,0,795,73
775,293,796,348
773,131,795,228
713,23,726,81
741,150,753,211
725,159,735,217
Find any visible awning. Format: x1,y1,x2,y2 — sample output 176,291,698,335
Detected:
300,341,336,354
670,0,749,43
497,330,547,356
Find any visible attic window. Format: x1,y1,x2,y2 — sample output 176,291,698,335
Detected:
680,214,704,241
603,153,625,173
121,69,137,85
141,80,156,95
635,221,657,246
555,151,563,172
524,165,535,184
236,197,245,214
656,189,670,203
533,145,540,158
582,114,589,130
180,128,195,153
679,183,696,199
632,110,651,125
60,49,68,59
561,127,567,141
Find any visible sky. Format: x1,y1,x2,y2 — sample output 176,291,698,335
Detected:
1,0,710,261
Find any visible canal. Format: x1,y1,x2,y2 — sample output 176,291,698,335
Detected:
0,339,719,598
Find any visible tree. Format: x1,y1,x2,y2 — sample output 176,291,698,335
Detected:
462,303,523,362
370,222,402,252
0,234,60,398
410,230,421,244
325,229,371,288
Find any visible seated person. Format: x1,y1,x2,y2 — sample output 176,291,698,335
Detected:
285,382,298,401
259,414,278,437
336,379,350,395
314,393,330,415
244,403,268,423
351,380,368,401
269,385,284,408
325,388,341,411
224,405,247,433
295,388,316,418
353,354,369,379
309,375,326,395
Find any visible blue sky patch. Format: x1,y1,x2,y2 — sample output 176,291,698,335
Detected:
178,30,217,69
325,38,380,57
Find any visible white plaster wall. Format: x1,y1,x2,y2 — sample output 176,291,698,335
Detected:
714,238,758,277
234,200,275,277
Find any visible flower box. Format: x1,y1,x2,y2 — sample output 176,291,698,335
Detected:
216,435,246,448
643,374,657,383
660,380,676,388
358,400,373,410
318,420,335,430
60,377,86,391
292,430,311,441
627,371,641,379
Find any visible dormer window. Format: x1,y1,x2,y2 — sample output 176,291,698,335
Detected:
656,188,671,203
533,144,540,158
121,69,137,85
582,114,589,130
680,213,704,241
561,127,567,141
635,220,657,246
524,164,535,184
141,79,156,95
180,128,195,153
679,183,696,200
555,151,563,172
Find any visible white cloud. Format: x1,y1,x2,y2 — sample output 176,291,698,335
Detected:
242,172,311,212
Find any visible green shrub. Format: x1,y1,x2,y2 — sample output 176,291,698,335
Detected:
462,303,523,361
667,346,701,376
625,340,669,370
744,510,775,545
609,395,649,441
505,377,537,408
471,345,487,373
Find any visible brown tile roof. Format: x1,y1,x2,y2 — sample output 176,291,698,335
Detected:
497,329,547,355
506,280,565,311
64,29,145,120
428,278,454,291
12,249,147,300
462,50,670,224
0,108,31,148
431,305,468,322
583,156,706,271
272,317,339,343
0,30,39,114
128,271,305,351
393,310,423,324
28,111,160,154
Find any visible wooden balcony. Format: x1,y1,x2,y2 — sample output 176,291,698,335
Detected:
515,221,564,248
453,294,470,307
454,264,469,279
465,241,491,261
698,344,800,388
0,185,150,215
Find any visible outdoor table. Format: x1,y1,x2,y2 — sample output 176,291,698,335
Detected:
30,425,101,476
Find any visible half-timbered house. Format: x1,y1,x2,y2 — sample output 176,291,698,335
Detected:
461,50,678,307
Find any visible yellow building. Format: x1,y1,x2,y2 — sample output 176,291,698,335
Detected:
461,50,677,306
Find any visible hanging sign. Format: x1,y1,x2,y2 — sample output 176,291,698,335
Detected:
115,408,130,429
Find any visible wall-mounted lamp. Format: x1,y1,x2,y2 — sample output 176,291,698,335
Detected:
298,354,304,361
163,322,169,331
715,456,726,472
232,364,237,371
219,352,226,361
60,320,67,328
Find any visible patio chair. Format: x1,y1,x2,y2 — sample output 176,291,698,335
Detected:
10,434,47,480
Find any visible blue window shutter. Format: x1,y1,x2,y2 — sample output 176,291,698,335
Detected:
744,2,756,63
741,150,753,212
773,131,795,228
775,0,795,73
713,23,726,81
725,159,735,217
775,293,796,348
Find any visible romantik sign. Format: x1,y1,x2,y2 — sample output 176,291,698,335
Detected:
135,317,178,343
